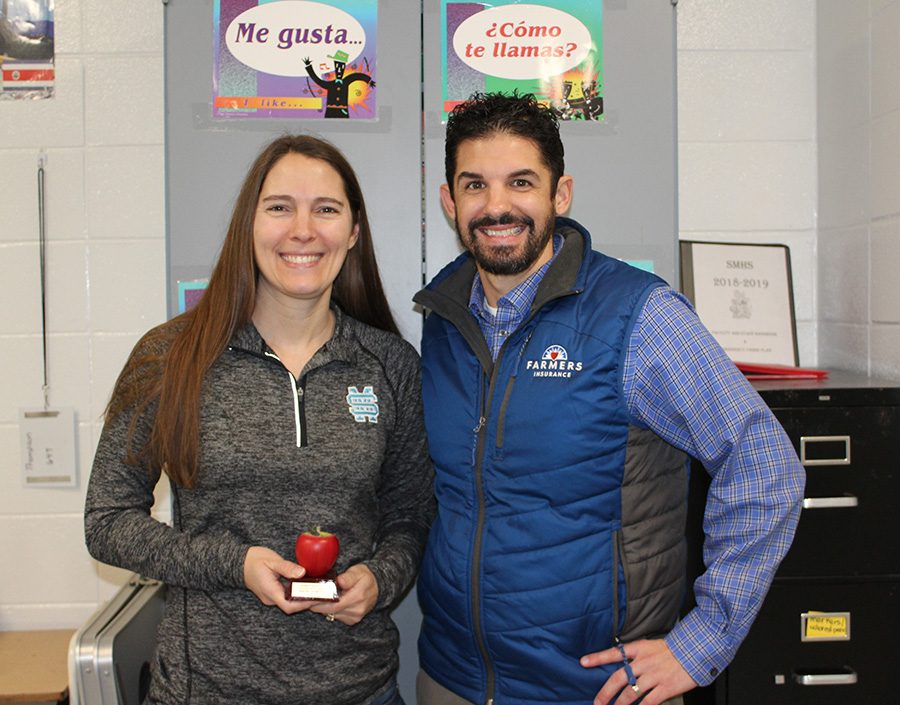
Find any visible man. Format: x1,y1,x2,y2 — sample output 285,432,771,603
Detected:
413,92,804,705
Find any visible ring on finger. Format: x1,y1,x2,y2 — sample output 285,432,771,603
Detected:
325,613,335,622
631,683,641,695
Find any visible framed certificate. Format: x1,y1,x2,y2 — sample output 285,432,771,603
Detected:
680,241,798,366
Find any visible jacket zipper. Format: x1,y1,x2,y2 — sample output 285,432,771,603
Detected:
264,351,308,448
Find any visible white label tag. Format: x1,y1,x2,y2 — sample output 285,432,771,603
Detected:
290,579,339,601
19,407,78,488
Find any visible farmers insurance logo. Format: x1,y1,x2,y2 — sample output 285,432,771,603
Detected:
346,386,379,422
526,345,583,379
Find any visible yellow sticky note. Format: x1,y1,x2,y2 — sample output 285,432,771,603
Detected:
804,613,849,640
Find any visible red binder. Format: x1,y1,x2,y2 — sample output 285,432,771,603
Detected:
735,362,829,380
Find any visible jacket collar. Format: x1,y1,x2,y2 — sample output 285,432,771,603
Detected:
229,303,359,369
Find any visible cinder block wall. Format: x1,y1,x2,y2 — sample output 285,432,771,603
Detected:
0,0,169,629
3,0,899,631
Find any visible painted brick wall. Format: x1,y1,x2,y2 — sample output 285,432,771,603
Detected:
818,0,900,376
676,0,818,365
0,0,168,629
3,0,897,634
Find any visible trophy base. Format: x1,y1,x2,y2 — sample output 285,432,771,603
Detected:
286,573,339,602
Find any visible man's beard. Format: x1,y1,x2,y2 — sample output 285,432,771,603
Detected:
458,212,555,276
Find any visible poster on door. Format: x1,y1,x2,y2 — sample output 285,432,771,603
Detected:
213,0,377,119
0,0,55,100
442,0,603,122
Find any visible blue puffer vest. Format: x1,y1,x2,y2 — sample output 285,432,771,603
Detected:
414,220,688,705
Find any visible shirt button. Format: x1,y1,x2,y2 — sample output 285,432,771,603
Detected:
710,667,719,677
500,330,509,336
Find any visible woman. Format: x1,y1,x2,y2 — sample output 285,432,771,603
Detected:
85,135,434,705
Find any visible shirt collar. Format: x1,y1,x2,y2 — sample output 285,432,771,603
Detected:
468,232,564,321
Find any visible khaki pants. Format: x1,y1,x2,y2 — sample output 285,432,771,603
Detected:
417,670,685,705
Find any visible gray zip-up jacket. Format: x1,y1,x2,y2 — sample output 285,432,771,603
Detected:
85,308,435,705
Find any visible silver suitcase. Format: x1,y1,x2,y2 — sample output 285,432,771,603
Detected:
69,575,166,705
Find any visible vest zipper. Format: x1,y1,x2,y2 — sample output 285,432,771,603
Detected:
470,329,536,699
472,366,501,705
472,375,487,463
494,330,534,450
612,529,625,638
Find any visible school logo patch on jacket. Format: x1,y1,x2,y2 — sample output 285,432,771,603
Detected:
346,386,379,422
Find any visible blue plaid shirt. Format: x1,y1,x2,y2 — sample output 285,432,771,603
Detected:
468,255,803,685
469,234,562,359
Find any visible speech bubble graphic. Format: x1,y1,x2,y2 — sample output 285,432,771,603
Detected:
452,4,591,81
226,0,366,77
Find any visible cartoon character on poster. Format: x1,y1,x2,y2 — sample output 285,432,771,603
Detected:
303,48,374,118
214,0,377,120
442,0,603,122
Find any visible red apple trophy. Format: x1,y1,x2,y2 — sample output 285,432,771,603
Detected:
287,527,340,601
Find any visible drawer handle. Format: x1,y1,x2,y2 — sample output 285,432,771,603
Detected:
793,669,858,686
802,495,859,509
800,435,850,466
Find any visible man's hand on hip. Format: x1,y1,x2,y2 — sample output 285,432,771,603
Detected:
580,638,697,705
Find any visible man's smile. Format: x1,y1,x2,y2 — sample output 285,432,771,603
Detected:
480,224,526,238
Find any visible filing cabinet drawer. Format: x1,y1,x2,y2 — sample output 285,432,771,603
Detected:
684,374,900,705
769,406,900,577
723,579,900,705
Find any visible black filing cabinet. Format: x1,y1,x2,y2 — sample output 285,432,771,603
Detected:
686,371,900,705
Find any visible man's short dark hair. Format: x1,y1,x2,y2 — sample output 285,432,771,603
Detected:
444,92,565,196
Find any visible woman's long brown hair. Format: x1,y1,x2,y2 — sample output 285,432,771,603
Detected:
107,135,399,488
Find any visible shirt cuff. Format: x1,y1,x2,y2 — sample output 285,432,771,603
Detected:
362,559,395,610
229,543,254,588
665,608,737,687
